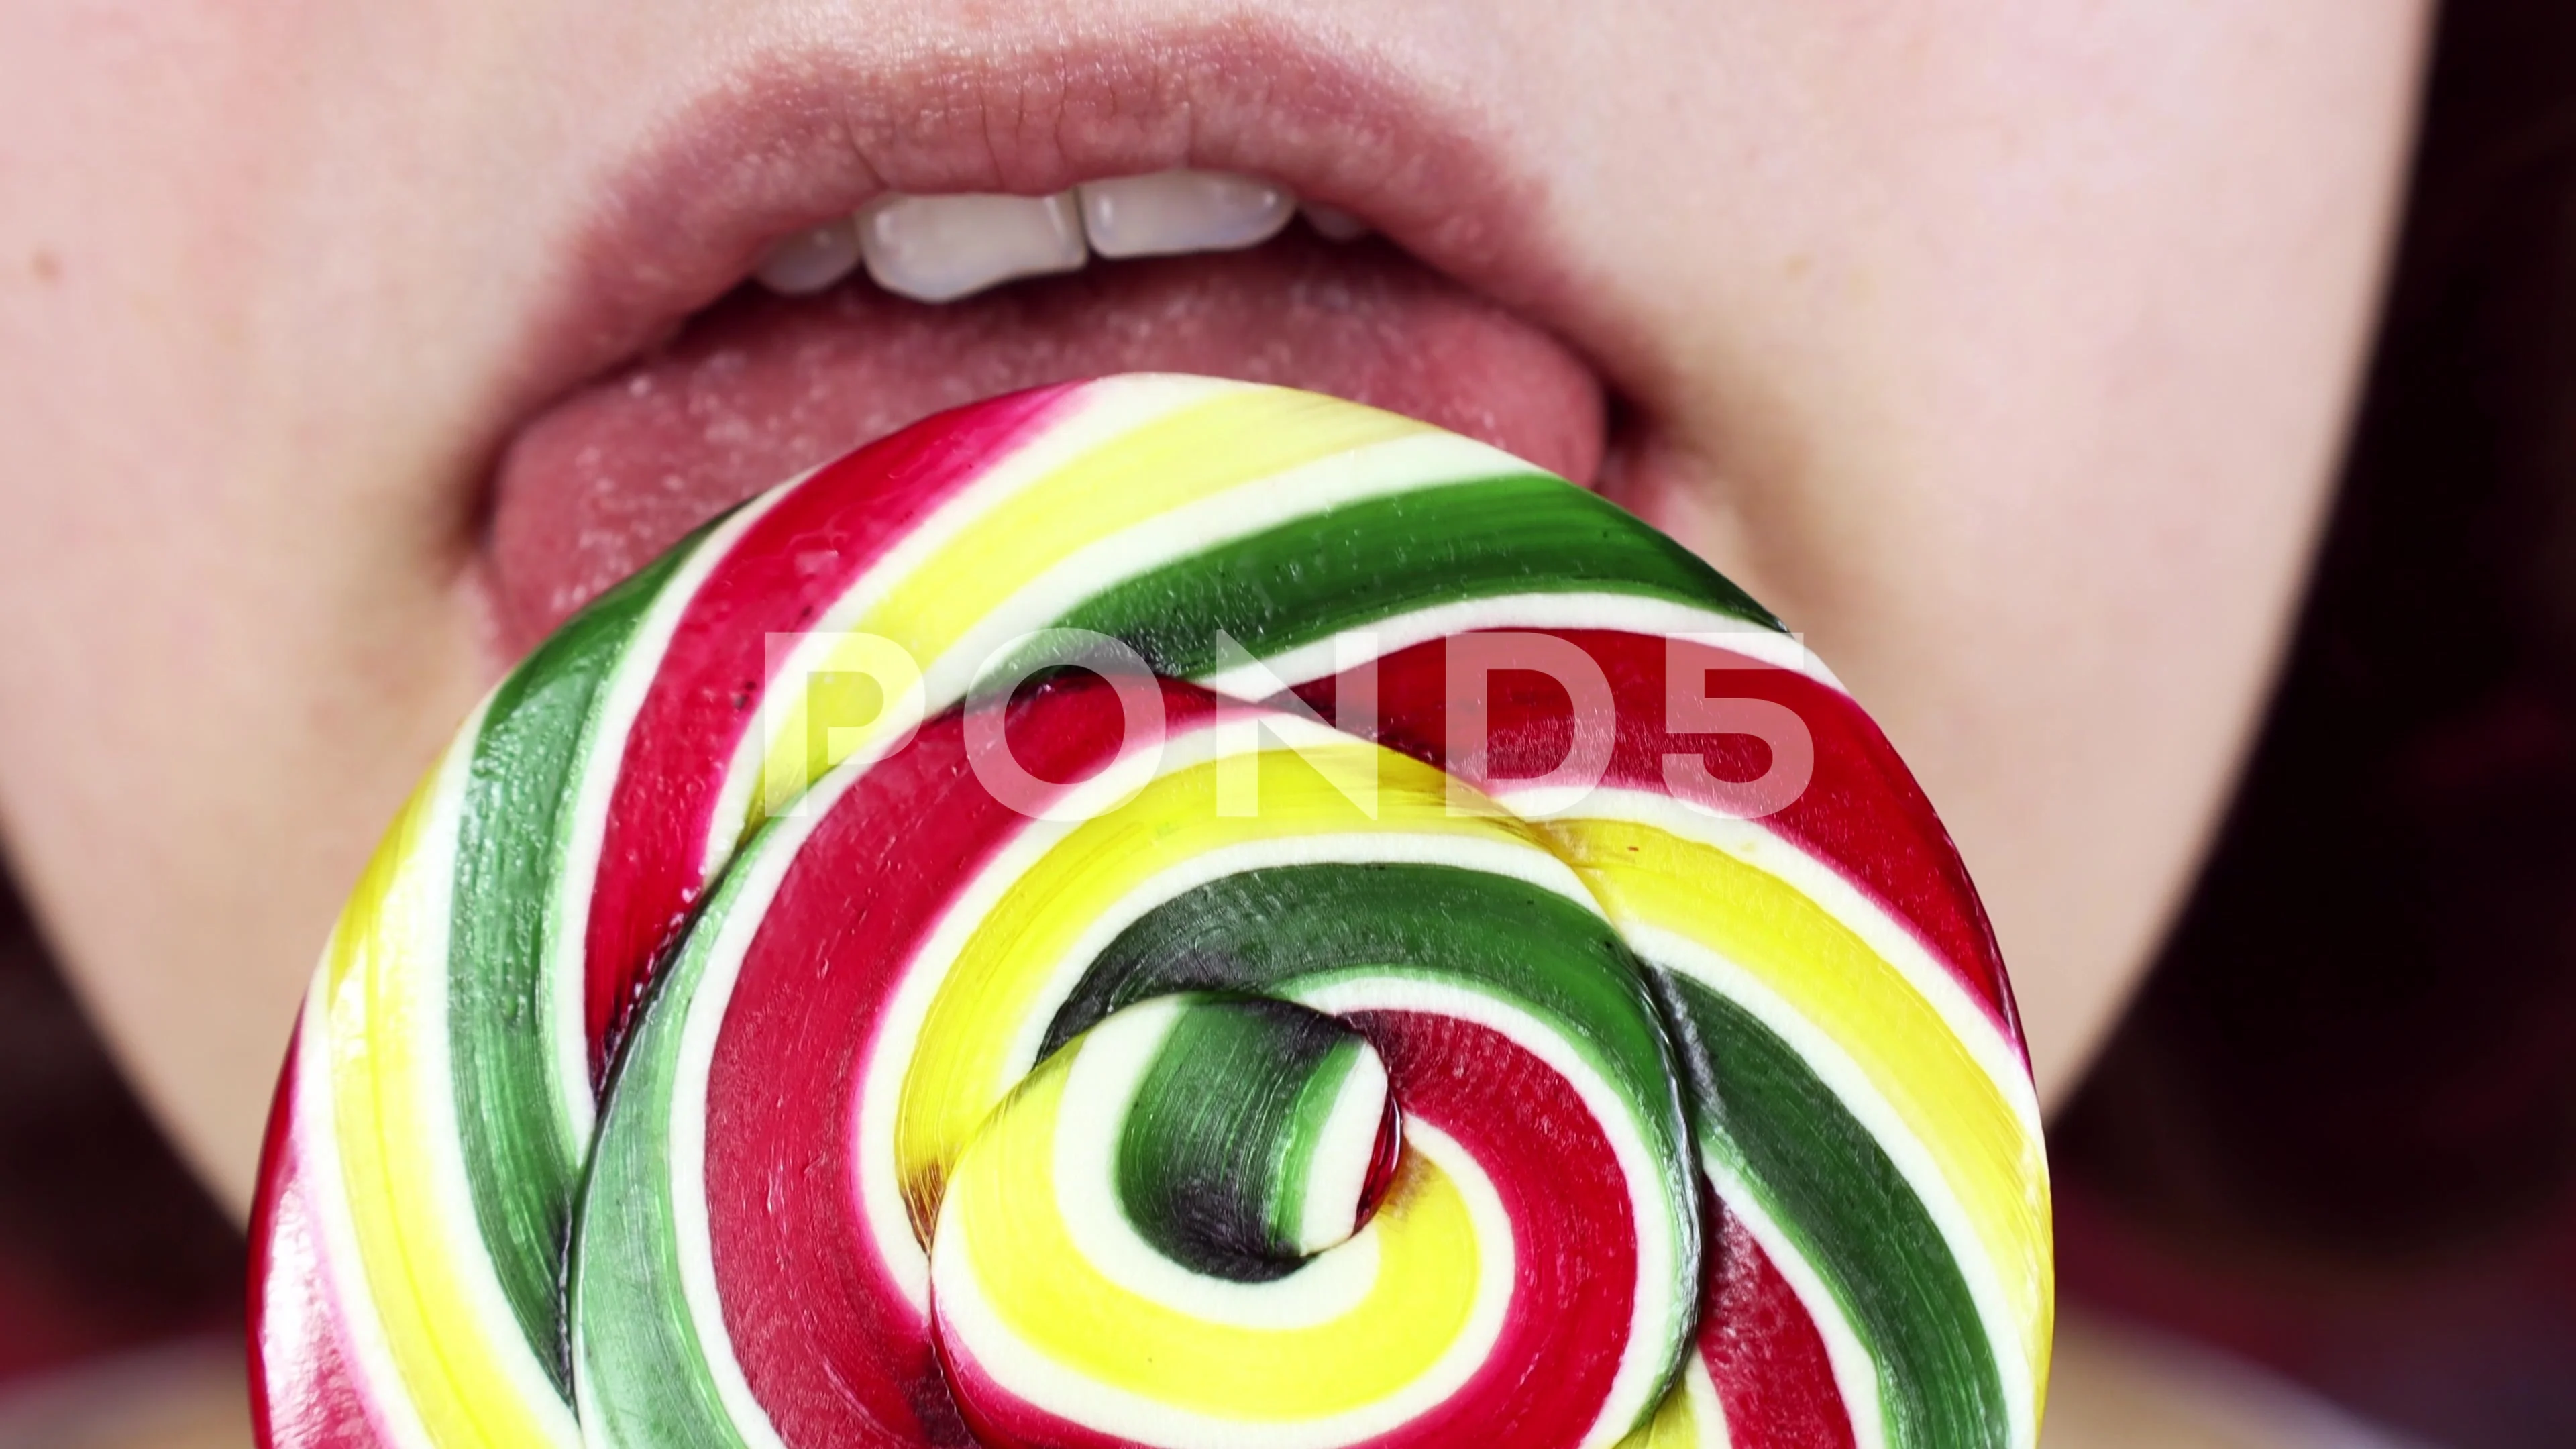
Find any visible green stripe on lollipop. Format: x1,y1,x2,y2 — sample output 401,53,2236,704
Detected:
1113,994,1382,1281
1024,474,1784,682
1660,974,2010,1449
447,537,697,1389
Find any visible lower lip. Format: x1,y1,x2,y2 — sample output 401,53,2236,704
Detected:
485,230,1608,653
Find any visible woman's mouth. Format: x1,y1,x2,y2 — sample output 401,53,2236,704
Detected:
476,22,1655,655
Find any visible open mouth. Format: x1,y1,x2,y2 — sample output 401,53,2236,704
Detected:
476,25,1658,657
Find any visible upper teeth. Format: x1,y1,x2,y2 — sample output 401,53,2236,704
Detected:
858,191,1087,305
753,169,1336,304
1077,171,1293,259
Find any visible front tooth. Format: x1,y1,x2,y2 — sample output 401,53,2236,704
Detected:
1077,170,1295,259
753,216,864,295
859,192,1086,303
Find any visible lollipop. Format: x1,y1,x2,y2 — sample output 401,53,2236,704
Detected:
250,375,2051,1449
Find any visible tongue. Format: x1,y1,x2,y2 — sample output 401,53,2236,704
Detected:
488,230,1604,649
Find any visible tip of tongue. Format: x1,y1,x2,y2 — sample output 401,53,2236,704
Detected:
487,233,1604,652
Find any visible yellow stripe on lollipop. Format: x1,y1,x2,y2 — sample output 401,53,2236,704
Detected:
894,740,1555,1230
1540,816,2054,1426
752,384,1426,822
324,741,572,1449
1614,1356,1725,1449
939,1041,1482,1418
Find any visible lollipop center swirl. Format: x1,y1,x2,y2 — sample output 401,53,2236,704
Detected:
937,994,1397,1296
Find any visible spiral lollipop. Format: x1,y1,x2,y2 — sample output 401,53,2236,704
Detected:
250,374,2051,1449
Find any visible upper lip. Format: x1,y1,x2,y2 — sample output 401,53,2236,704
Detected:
485,16,1646,486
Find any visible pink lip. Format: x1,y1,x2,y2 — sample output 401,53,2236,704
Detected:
513,23,1605,391
474,18,1673,651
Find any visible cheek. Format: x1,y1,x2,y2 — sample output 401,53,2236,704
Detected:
0,0,531,1213
1514,1,2420,1102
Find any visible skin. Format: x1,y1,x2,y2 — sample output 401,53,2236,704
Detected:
0,0,2424,1240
